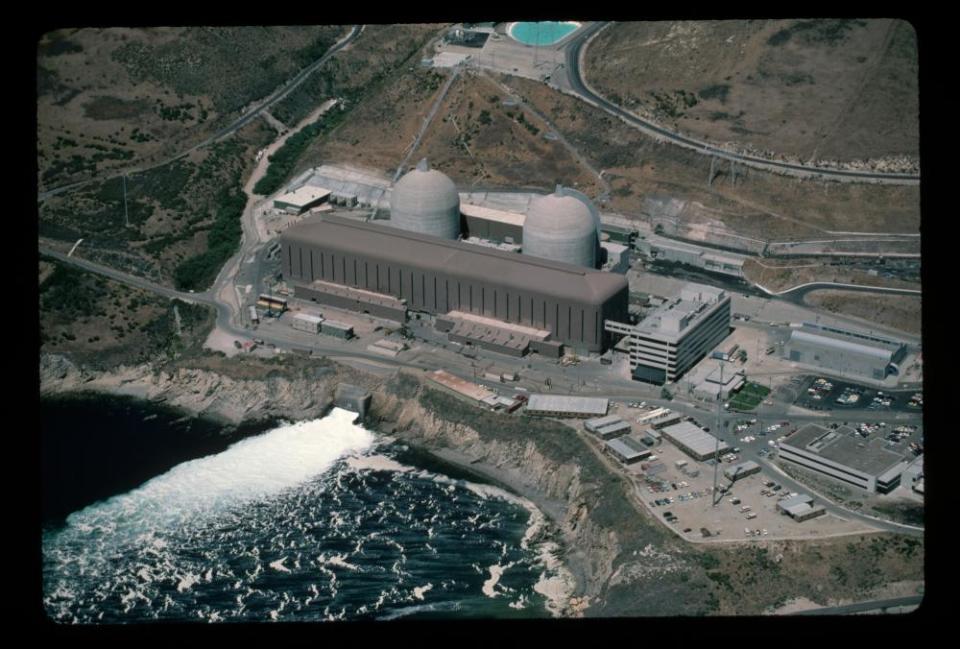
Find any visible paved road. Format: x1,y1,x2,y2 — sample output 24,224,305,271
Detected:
790,594,923,615
562,23,920,186
764,281,922,304
38,25,364,203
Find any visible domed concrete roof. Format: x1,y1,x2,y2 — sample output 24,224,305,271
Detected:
389,158,461,240
522,185,600,268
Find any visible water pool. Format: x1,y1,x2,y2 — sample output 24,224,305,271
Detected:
507,22,581,46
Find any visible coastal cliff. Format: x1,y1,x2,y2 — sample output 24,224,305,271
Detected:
41,352,923,616
40,352,708,616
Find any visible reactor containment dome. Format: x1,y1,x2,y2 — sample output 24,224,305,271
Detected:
523,185,600,268
388,158,461,240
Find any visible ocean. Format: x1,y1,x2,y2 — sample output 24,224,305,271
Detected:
41,395,566,623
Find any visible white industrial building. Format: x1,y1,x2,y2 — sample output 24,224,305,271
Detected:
784,323,908,382
274,186,331,214
291,312,323,334
606,282,732,384
779,424,910,494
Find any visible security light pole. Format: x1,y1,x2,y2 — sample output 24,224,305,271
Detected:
712,357,725,507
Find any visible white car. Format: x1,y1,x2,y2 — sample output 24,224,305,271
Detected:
768,440,776,447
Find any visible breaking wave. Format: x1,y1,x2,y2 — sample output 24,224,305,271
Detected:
43,407,560,623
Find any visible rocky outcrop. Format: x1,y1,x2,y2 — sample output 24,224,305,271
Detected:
370,388,623,616
40,353,339,424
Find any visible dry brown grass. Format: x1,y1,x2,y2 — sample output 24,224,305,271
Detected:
502,75,919,238
742,258,920,292
37,26,344,190
804,290,922,335
585,19,918,162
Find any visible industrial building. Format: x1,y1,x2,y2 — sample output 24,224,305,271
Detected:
778,424,910,494
660,420,730,461
524,394,609,418
605,435,652,465
776,494,826,522
274,186,331,214
723,460,761,483
291,312,323,334
584,415,632,440
280,213,628,353
636,236,745,278
784,323,908,381
606,283,731,384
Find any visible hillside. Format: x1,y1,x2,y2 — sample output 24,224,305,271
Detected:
584,19,918,166
37,26,345,191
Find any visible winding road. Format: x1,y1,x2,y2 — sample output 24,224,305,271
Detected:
562,22,920,186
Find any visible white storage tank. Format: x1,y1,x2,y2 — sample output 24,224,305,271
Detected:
522,185,600,268
388,158,461,240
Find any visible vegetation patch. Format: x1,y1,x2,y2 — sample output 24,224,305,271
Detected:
253,106,351,196
728,382,770,411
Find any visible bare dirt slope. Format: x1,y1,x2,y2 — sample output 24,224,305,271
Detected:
585,19,918,164
804,290,922,336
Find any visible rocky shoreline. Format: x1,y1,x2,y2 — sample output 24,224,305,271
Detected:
40,353,617,617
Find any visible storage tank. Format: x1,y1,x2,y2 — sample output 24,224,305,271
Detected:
523,185,600,268
388,158,461,240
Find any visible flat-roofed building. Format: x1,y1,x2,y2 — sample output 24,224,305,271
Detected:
274,186,331,214
661,420,730,461
525,394,608,418
778,423,910,493
784,323,907,382
724,460,761,482
605,435,652,464
585,415,631,440
321,320,353,339
291,312,323,334
776,494,826,522
606,282,731,384
459,203,525,244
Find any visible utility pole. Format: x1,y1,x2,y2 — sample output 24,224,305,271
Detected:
122,173,130,228
712,358,725,507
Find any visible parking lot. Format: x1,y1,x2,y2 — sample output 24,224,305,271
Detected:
793,376,922,413
617,429,870,542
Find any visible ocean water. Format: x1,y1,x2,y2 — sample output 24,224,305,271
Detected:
42,398,562,623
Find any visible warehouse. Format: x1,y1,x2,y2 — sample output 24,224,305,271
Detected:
280,214,628,353
724,460,761,482
584,415,632,440
660,420,730,461
605,435,652,465
605,283,731,384
784,323,907,382
525,394,608,418
778,424,909,494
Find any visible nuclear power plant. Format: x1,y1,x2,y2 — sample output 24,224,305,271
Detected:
280,159,628,356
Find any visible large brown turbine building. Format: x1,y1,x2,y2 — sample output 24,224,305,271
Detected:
280,214,628,353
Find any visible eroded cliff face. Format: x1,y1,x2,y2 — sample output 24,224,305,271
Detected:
370,388,622,615
39,354,699,616
40,353,340,424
